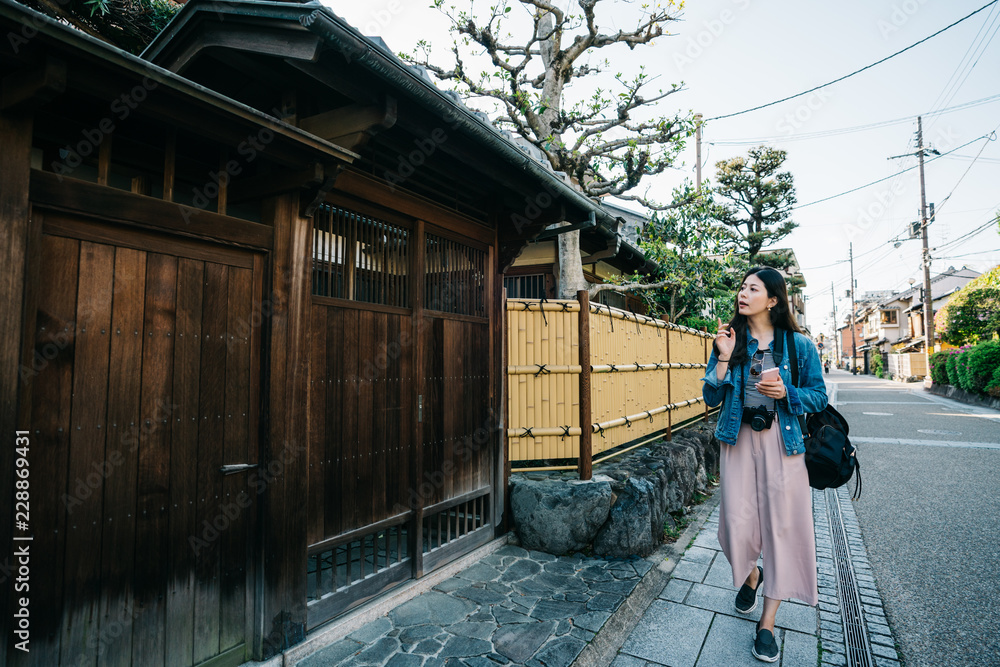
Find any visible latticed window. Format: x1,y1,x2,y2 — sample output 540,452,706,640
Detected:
311,204,410,307
425,233,486,317
504,274,547,299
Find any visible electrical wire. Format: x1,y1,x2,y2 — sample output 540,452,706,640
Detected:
927,5,1000,129
932,129,998,217
925,3,1000,121
708,92,1000,146
793,135,988,210
705,0,1000,122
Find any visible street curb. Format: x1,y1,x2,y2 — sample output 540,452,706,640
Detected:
572,487,722,667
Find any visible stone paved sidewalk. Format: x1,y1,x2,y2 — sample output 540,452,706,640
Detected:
297,546,653,667
611,485,901,667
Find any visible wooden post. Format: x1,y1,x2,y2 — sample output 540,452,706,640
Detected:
577,290,592,480
410,218,425,578
703,328,709,422
665,324,672,441
0,110,32,667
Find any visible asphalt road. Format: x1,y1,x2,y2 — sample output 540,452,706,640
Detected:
827,368,1000,667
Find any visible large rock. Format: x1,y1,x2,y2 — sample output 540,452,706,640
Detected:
510,477,612,554
592,476,659,557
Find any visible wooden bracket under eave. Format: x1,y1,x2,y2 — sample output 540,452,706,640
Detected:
297,95,397,151
301,164,344,218
1,57,67,112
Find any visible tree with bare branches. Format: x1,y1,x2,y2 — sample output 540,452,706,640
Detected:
405,0,699,299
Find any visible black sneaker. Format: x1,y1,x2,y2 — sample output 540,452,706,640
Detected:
735,565,763,613
752,624,779,662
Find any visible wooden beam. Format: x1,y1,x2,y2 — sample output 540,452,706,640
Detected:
97,134,111,186
229,163,324,205
298,97,397,149
0,58,66,111
30,170,274,250
164,130,176,203
0,110,33,667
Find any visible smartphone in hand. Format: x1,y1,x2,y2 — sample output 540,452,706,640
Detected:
759,367,780,383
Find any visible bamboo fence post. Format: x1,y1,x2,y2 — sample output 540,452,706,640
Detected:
577,291,592,480
703,327,709,422
665,325,672,441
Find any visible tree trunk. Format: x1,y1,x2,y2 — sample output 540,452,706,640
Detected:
556,226,589,299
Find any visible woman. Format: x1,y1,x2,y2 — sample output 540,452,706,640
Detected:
702,267,827,663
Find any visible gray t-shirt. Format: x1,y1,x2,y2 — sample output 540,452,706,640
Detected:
744,350,777,411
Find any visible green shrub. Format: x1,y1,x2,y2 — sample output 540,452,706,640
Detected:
956,349,975,392
929,351,950,384
966,341,1000,394
946,352,961,386
871,351,884,378
986,366,1000,398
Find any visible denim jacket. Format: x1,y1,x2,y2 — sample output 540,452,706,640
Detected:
701,330,828,455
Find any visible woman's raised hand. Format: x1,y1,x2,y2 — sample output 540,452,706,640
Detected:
715,317,735,359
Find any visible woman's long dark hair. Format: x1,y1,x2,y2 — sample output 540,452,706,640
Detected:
715,266,803,369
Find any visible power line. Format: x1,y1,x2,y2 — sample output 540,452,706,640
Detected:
933,128,999,216
925,3,1000,121
706,0,1000,122
793,135,987,210
708,92,1000,146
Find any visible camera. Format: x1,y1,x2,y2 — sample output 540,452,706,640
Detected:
742,405,775,432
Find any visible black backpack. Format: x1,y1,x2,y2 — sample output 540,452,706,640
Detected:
782,331,861,499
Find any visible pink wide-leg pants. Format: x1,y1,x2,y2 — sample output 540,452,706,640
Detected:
717,419,818,606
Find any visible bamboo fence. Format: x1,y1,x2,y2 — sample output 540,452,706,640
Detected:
506,292,717,478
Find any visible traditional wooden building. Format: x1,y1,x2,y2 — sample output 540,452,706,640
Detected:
0,1,631,665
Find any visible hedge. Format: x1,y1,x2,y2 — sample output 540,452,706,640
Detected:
956,348,974,392
967,341,1000,394
929,351,949,384
946,352,961,386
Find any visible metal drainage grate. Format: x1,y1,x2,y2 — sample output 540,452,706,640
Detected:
826,488,876,667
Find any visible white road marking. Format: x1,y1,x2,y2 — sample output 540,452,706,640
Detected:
853,436,1000,450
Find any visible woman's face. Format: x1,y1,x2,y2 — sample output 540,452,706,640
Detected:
737,274,778,317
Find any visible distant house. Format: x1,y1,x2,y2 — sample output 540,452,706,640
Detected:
854,267,980,371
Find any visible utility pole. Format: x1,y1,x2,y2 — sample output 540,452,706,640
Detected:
695,113,703,192
917,117,935,374
831,281,839,363
850,243,857,372
889,117,936,377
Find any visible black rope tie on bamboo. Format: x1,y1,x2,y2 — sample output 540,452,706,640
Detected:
596,424,606,438
534,364,550,377
645,410,654,423
519,427,534,439
608,363,618,372
559,302,571,312
538,296,549,325
629,306,640,334
624,415,633,428
633,362,642,372
559,425,571,440
654,362,663,371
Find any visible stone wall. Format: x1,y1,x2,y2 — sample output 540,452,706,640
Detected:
509,422,720,558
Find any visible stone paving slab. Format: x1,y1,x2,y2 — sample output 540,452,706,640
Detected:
608,484,900,667
617,601,713,667
296,545,649,667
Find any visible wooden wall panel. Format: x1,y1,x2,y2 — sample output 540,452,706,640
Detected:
166,258,204,667
132,252,178,667
98,246,147,667
193,262,229,664
59,241,115,667
19,233,79,667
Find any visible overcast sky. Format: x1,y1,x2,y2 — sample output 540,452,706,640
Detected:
324,0,1000,336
